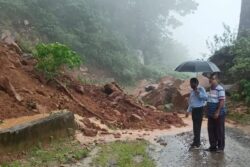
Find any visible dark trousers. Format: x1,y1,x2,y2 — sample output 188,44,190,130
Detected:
208,115,225,150
192,107,204,145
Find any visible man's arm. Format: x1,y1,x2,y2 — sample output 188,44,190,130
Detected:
214,99,225,119
214,88,225,119
197,87,208,100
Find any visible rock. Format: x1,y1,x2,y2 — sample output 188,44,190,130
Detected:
165,103,174,112
24,20,29,26
82,118,98,129
145,105,157,111
1,30,22,54
81,127,98,137
113,110,121,116
156,138,168,146
73,85,85,94
80,67,88,72
36,104,47,113
113,133,121,138
157,105,165,111
26,101,37,110
103,82,123,95
142,76,191,110
0,77,22,102
100,131,111,135
130,114,143,122
20,88,33,94
36,89,47,96
145,85,156,92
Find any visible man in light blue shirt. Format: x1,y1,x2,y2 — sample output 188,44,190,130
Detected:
186,78,208,149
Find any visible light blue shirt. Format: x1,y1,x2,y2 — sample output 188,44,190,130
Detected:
187,86,208,112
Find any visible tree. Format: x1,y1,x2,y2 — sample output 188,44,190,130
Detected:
238,0,250,37
0,0,198,84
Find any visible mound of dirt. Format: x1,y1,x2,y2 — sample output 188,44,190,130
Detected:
0,42,184,130
141,76,209,111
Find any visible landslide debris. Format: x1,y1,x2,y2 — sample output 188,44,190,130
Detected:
0,42,184,131
141,76,209,111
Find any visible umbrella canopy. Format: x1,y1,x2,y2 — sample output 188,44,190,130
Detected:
175,61,220,73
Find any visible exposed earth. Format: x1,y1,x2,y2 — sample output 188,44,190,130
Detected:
0,42,184,132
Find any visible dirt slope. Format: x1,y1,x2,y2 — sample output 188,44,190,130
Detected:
0,42,184,130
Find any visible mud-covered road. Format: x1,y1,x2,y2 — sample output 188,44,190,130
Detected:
149,127,250,167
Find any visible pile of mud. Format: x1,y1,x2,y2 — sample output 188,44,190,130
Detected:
0,42,184,131
141,76,209,111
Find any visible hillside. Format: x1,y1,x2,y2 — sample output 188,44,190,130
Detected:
0,42,184,130
0,0,197,84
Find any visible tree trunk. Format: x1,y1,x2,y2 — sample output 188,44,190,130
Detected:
238,0,250,38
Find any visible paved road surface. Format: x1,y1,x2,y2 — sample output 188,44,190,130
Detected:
149,127,250,167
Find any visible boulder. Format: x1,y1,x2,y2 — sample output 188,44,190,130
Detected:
1,30,22,54
81,127,98,137
142,75,210,111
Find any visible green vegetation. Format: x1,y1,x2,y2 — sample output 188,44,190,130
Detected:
207,26,250,125
1,139,89,167
0,0,197,84
227,112,250,125
208,26,250,104
208,27,250,81
94,141,155,167
232,80,250,105
34,42,82,78
227,97,250,125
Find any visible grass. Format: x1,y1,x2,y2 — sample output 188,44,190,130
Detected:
227,112,250,125
0,138,89,167
93,141,155,167
226,99,250,125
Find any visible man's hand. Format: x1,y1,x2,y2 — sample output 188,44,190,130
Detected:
185,112,189,118
213,111,219,119
195,90,200,96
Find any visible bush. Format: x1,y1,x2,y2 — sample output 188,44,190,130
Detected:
34,42,82,78
239,79,250,104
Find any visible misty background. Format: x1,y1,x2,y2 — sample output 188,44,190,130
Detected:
174,0,242,59
0,0,244,85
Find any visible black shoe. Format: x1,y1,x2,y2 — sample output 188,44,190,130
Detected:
205,147,217,152
216,149,224,153
189,144,201,150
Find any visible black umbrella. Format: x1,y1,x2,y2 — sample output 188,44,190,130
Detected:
175,60,220,73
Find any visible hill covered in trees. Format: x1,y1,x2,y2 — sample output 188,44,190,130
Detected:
0,0,198,84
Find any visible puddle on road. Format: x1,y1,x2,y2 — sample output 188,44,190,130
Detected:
148,128,250,167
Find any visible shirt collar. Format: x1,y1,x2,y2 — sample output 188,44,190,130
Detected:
211,84,218,90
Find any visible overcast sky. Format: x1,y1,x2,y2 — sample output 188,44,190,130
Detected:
173,0,242,60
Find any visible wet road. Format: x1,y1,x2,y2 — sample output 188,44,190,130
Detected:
148,127,250,167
